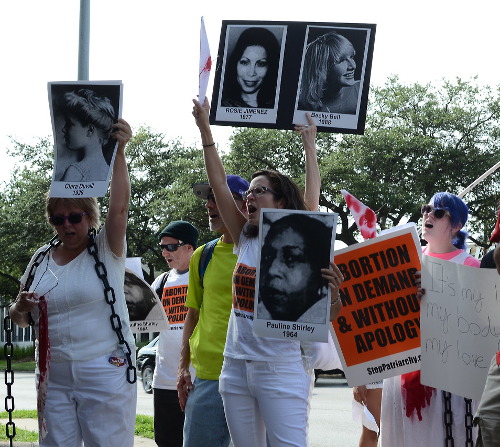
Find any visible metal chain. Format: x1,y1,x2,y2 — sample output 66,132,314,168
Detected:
464,398,474,447
443,391,475,447
3,235,60,447
443,391,454,447
86,228,136,384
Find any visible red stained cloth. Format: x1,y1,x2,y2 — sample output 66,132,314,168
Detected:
401,370,436,421
490,210,500,243
37,295,50,440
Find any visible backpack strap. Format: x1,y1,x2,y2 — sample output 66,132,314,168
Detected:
155,271,170,300
199,238,220,288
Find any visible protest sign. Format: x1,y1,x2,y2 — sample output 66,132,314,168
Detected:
48,81,122,198
331,225,422,385
253,209,337,342
124,269,169,333
420,257,500,400
210,20,376,134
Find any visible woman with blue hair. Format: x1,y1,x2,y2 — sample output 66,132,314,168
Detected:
380,192,480,447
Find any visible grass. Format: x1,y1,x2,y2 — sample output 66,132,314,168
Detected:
0,410,154,441
0,360,36,371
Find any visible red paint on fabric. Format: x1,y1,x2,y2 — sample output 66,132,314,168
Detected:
37,296,50,439
400,370,435,421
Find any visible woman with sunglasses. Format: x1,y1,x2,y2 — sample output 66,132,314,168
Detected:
192,97,344,447
9,119,137,447
380,192,479,447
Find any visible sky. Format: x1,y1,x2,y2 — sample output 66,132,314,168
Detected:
1,0,499,184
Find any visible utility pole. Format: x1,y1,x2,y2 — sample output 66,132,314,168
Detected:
78,0,90,80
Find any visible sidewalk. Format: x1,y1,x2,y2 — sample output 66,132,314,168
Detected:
0,419,156,446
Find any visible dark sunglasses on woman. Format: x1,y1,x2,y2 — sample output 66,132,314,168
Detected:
421,205,449,219
49,212,87,226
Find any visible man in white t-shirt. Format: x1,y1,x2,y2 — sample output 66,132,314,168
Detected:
151,220,199,447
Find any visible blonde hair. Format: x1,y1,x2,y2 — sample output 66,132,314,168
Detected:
46,196,101,230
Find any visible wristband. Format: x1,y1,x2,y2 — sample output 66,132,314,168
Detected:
203,142,216,148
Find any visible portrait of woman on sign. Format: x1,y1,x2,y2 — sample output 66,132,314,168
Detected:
298,27,367,114
49,81,122,198
220,26,282,109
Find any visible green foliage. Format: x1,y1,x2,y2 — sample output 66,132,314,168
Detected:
0,343,34,361
134,414,154,439
0,76,498,297
224,77,500,246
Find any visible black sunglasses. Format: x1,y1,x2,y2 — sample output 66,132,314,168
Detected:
160,242,186,252
421,205,449,219
49,212,87,226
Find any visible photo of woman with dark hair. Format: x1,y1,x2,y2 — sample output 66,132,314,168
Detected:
298,30,361,114
258,212,333,323
221,27,281,109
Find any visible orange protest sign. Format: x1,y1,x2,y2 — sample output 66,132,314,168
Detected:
162,284,189,327
332,229,422,367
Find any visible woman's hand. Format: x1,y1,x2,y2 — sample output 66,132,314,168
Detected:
322,261,344,320
111,118,132,151
353,385,368,405
414,270,425,300
294,112,317,147
14,291,39,313
192,97,211,132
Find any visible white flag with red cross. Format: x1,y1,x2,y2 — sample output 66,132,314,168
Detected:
198,16,211,104
341,189,377,240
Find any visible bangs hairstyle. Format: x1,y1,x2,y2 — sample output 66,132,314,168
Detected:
63,89,115,141
431,192,469,249
299,31,355,111
46,196,101,230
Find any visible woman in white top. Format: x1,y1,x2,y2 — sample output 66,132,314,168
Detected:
380,191,480,447
192,98,344,447
10,119,136,447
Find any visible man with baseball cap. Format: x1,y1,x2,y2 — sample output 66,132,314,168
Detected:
151,220,199,447
178,174,248,447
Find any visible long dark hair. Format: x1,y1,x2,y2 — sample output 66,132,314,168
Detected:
221,27,280,108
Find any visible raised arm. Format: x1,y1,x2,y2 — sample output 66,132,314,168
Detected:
295,113,320,211
105,119,132,256
192,99,246,245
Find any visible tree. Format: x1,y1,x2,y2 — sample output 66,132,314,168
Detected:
226,76,500,247
1,76,499,304
0,129,211,303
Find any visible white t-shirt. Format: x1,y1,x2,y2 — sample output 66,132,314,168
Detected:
151,269,194,390
224,227,302,362
21,228,134,362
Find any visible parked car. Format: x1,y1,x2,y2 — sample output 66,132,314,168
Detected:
136,336,158,394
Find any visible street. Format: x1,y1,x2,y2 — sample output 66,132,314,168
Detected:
6,372,362,446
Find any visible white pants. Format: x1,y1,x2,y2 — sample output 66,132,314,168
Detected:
39,352,137,447
219,357,311,447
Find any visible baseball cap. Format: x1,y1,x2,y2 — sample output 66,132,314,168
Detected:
192,175,249,200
